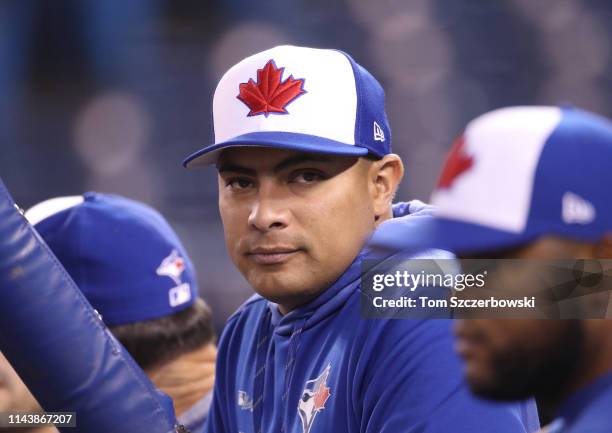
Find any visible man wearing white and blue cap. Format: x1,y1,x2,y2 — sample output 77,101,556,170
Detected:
4,192,217,433
184,45,539,433
372,106,612,433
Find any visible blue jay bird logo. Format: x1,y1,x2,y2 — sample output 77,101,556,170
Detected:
156,249,186,286
298,364,331,433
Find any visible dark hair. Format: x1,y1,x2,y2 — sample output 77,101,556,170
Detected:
364,152,384,161
110,298,215,371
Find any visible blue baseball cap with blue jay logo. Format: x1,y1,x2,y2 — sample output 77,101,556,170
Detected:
26,192,198,326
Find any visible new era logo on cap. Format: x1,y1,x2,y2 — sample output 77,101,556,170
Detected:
373,121,385,142
183,45,392,167
562,192,595,225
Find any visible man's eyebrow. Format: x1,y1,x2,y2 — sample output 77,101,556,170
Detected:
216,163,256,176
273,154,333,173
217,154,334,174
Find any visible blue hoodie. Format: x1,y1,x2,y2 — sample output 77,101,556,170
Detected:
544,373,612,433
205,201,540,433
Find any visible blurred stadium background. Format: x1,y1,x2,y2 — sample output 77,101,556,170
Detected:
1,0,611,333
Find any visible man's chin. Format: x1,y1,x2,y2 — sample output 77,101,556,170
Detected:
248,277,324,311
466,371,536,402
253,286,318,308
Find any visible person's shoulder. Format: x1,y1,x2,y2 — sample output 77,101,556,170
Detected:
224,293,268,328
563,376,612,433
216,294,268,363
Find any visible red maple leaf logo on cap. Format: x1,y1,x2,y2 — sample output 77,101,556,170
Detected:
437,135,474,189
237,60,306,117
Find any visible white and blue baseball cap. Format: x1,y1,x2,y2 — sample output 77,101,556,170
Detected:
371,106,612,254
26,192,198,326
183,45,391,167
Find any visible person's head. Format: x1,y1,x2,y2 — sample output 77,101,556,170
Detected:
454,234,612,402
26,193,215,371
371,106,612,401
183,46,403,311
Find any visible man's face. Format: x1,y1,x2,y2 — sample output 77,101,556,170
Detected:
0,352,41,413
454,319,583,400
454,237,591,400
217,148,377,311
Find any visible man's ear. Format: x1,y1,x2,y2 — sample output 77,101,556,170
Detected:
369,154,404,220
593,233,612,258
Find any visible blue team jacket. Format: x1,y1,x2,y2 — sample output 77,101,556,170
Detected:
547,373,612,433
205,201,540,433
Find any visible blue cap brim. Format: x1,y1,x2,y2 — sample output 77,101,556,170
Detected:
183,131,370,168
369,216,541,256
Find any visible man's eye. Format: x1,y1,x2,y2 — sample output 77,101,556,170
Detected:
226,178,253,190
291,171,324,184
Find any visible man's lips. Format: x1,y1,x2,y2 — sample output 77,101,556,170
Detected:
246,247,301,265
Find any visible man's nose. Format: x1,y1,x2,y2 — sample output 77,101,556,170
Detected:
248,182,290,232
